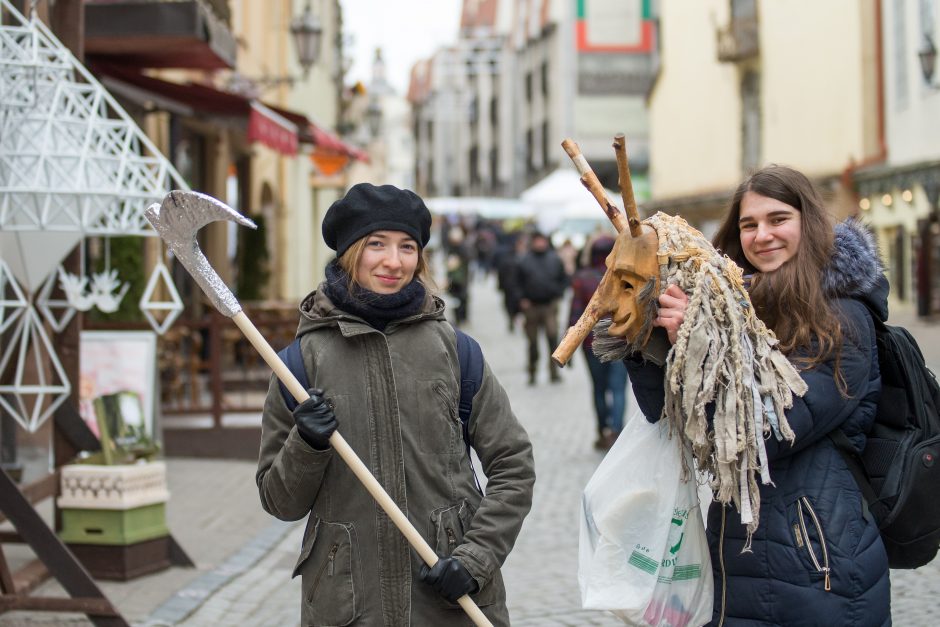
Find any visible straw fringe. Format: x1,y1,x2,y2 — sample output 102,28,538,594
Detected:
594,212,808,544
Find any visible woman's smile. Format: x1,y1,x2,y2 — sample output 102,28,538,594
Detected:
355,230,419,294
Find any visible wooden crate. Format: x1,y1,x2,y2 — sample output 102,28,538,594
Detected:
67,535,172,581
59,502,168,545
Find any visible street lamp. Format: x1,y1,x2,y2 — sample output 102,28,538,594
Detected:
366,98,383,138
918,33,938,88
290,3,323,78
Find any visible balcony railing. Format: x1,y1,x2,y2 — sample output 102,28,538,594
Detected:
716,16,759,63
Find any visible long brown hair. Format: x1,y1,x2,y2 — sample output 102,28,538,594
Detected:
712,165,842,370
337,233,436,293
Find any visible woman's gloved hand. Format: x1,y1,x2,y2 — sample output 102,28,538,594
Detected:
419,556,479,602
292,388,337,450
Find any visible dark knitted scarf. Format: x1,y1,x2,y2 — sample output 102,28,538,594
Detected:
322,260,426,331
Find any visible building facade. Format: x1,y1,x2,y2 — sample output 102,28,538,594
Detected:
855,0,940,314
409,0,656,202
645,0,882,236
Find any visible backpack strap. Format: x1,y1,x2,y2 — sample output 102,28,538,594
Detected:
276,338,308,412
454,326,484,444
829,428,886,523
277,327,486,491
452,324,484,493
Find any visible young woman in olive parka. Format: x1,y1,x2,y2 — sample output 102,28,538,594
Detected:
256,183,535,626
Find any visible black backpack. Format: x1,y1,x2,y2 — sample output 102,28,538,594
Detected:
831,312,940,569
276,326,485,491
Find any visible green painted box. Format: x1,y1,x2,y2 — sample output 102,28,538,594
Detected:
58,502,168,546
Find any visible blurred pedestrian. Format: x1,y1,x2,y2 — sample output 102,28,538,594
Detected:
557,237,579,276
495,233,526,332
569,235,628,449
516,231,569,385
256,183,535,626
445,226,471,325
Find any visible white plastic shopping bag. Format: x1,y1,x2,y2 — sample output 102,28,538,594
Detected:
579,411,714,626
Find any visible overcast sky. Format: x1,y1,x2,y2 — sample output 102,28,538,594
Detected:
340,0,463,94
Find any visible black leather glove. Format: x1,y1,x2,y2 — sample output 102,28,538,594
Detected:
292,388,337,450
419,556,479,603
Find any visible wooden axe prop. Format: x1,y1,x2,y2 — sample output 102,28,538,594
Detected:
551,135,653,367
146,191,493,627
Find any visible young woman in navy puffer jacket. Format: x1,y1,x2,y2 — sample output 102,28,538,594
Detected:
627,165,891,626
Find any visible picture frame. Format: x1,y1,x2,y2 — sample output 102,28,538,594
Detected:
79,330,159,457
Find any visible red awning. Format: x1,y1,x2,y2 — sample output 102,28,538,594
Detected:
248,103,298,155
94,65,300,156
266,105,369,164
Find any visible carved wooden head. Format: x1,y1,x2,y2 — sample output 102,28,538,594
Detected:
600,226,660,343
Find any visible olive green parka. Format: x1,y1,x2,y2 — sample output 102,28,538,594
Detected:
257,287,535,626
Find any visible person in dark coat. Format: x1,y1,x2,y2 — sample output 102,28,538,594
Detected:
625,165,890,626
495,233,526,332
568,235,629,449
515,231,569,385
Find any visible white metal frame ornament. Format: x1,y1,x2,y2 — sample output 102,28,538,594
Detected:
0,0,189,236
0,304,71,433
0,258,28,335
0,0,191,433
139,262,184,335
35,264,76,332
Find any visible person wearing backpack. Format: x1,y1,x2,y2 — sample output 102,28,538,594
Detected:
619,165,890,625
256,183,535,626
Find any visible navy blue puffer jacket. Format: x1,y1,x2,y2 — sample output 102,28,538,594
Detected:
625,220,891,626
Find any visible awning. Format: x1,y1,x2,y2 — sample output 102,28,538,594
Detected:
85,0,237,70
266,105,371,172
95,66,300,156
248,102,298,156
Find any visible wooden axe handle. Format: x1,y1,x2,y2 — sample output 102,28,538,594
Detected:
561,139,628,234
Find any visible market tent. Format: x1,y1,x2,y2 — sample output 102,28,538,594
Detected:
426,196,534,220
521,168,620,244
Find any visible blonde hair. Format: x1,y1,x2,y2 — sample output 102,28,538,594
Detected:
337,234,436,293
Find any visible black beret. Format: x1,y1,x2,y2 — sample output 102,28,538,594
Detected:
322,183,432,257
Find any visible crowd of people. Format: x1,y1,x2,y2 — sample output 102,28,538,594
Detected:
255,166,893,626
434,216,629,448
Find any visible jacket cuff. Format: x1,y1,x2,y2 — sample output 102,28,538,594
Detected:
287,426,334,457
452,543,497,590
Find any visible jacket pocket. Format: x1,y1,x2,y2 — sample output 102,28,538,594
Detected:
293,516,363,626
429,501,501,608
417,379,461,453
788,496,832,591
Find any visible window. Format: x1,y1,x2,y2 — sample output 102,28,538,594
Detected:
541,120,550,170
541,62,549,97
490,147,499,188
469,145,480,187
525,72,533,102
741,71,761,172
526,129,534,174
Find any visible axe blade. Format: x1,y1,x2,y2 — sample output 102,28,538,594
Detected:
145,190,257,318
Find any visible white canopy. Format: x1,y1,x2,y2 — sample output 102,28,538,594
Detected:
426,196,534,220
521,167,622,233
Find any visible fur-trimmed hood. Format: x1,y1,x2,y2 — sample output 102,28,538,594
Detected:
824,218,889,322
